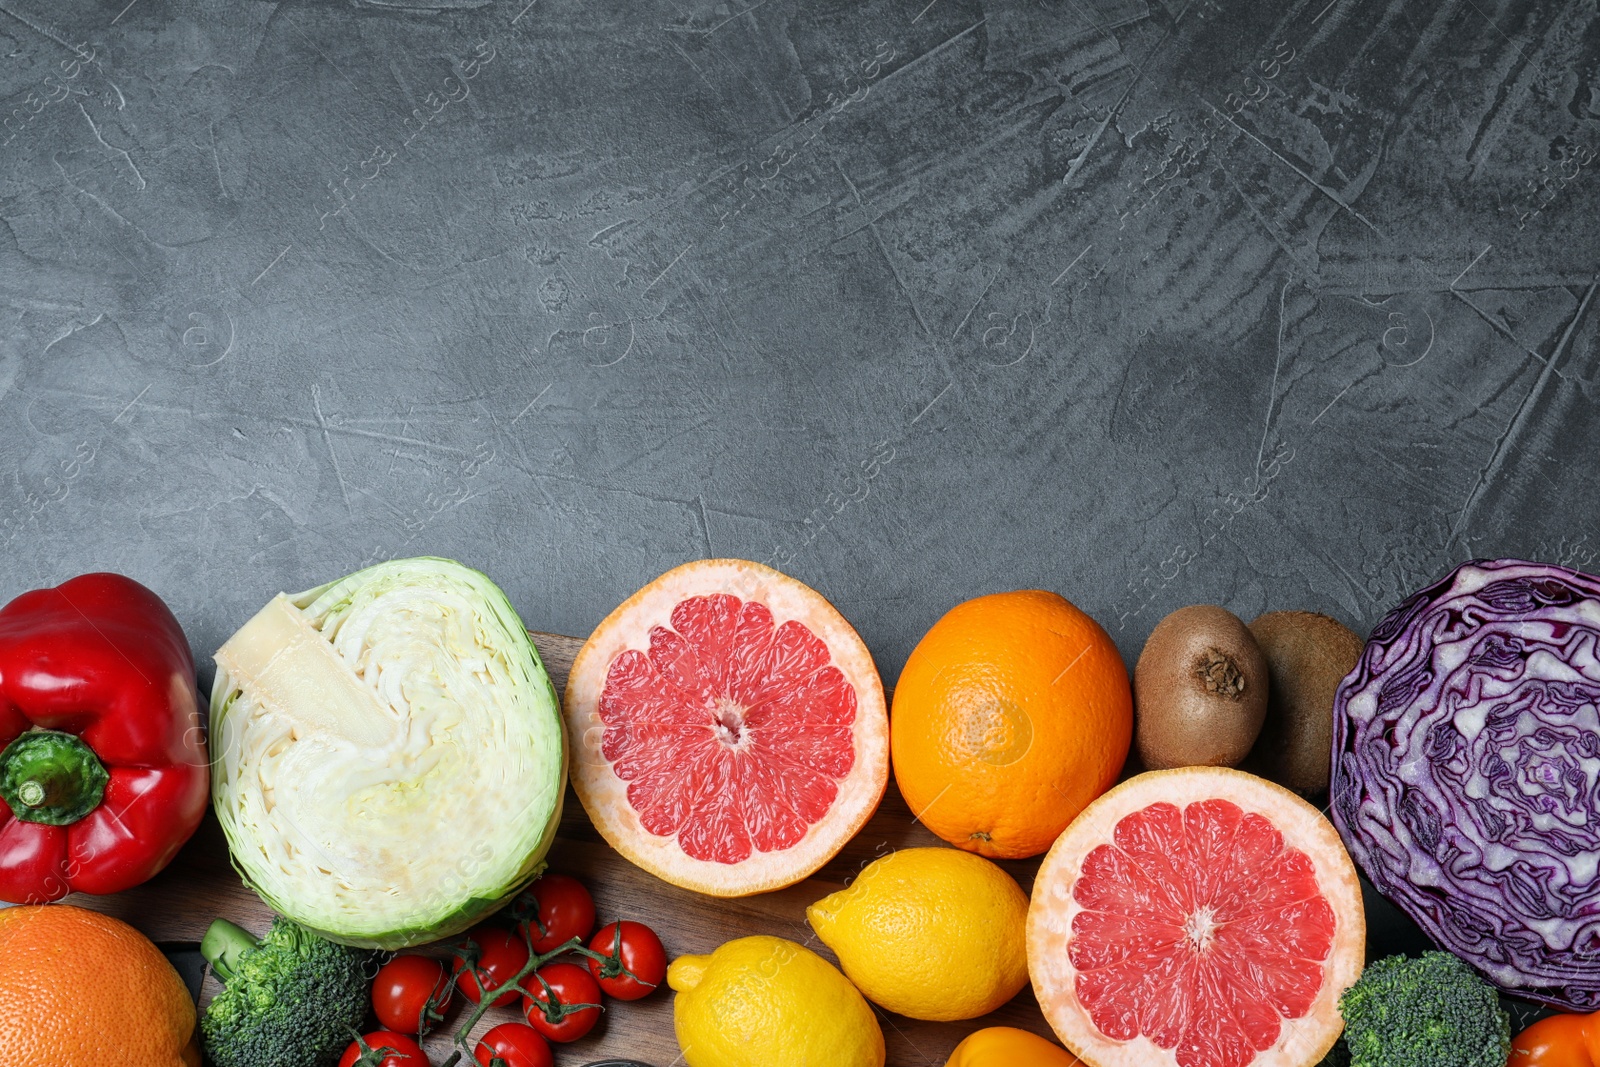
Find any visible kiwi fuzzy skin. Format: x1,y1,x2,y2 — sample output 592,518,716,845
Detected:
1243,610,1364,795
1134,605,1268,770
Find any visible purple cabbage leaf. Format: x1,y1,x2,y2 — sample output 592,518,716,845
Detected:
1332,558,1600,1010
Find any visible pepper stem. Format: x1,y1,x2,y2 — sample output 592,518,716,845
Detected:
0,729,109,827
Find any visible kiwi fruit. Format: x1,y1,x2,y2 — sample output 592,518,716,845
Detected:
1134,605,1268,770
1243,611,1364,795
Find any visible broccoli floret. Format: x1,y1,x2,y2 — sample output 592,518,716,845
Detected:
200,917,373,1067
1339,952,1510,1067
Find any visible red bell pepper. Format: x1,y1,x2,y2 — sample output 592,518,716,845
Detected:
0,573,209,903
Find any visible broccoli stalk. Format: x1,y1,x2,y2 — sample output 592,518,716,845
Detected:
202,918,261,984
200,916,373,1067
1338,952,1510,1067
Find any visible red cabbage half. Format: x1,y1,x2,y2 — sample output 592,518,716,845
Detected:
1332,558,1600,1010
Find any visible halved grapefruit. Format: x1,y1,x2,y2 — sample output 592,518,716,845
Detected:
564,559,889,897
1027,768,1364,1067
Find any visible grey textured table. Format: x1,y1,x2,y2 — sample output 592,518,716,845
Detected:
4,0,1598,680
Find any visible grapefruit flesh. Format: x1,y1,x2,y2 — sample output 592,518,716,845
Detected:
565,559,888,896
1028,768,1363,1067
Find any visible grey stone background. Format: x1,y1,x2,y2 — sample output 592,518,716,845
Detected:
3,0,1598,687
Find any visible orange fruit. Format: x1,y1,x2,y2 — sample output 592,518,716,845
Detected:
1026,768,1365,1067
565,559,889,896
890,590,1132,859
947,1026,1083,1066
0,904,200,1066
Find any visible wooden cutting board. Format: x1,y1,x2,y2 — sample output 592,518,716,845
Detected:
60,630,1061,1067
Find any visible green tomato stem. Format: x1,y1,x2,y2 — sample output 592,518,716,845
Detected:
448,933,583,1056
579,927,641,981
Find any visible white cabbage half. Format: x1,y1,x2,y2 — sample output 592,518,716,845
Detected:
210,558,565,949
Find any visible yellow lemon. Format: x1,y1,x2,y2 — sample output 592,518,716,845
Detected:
807,846,1028,1021
667,935,884,1067
946,1026,1083,1066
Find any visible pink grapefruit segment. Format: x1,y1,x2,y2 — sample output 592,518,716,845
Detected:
600,595,858,862
1028,768,1364,1067
566,560,888,897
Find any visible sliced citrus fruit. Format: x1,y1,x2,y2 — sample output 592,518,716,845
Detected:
1027,767,1364,1067
564,559,888,896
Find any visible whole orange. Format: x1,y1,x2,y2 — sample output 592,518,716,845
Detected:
0,904,200,1067
890,590,1132,859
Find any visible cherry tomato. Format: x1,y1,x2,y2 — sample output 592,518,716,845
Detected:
522,961,603,1043
372,954,452,1035
512,873,596,954
586,920,668,1001
474,1022,554,1067
338,1031,429,1067
453,925,531,1009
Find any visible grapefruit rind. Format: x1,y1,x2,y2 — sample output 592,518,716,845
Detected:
564,559,889,897
1026,767,1364,1067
